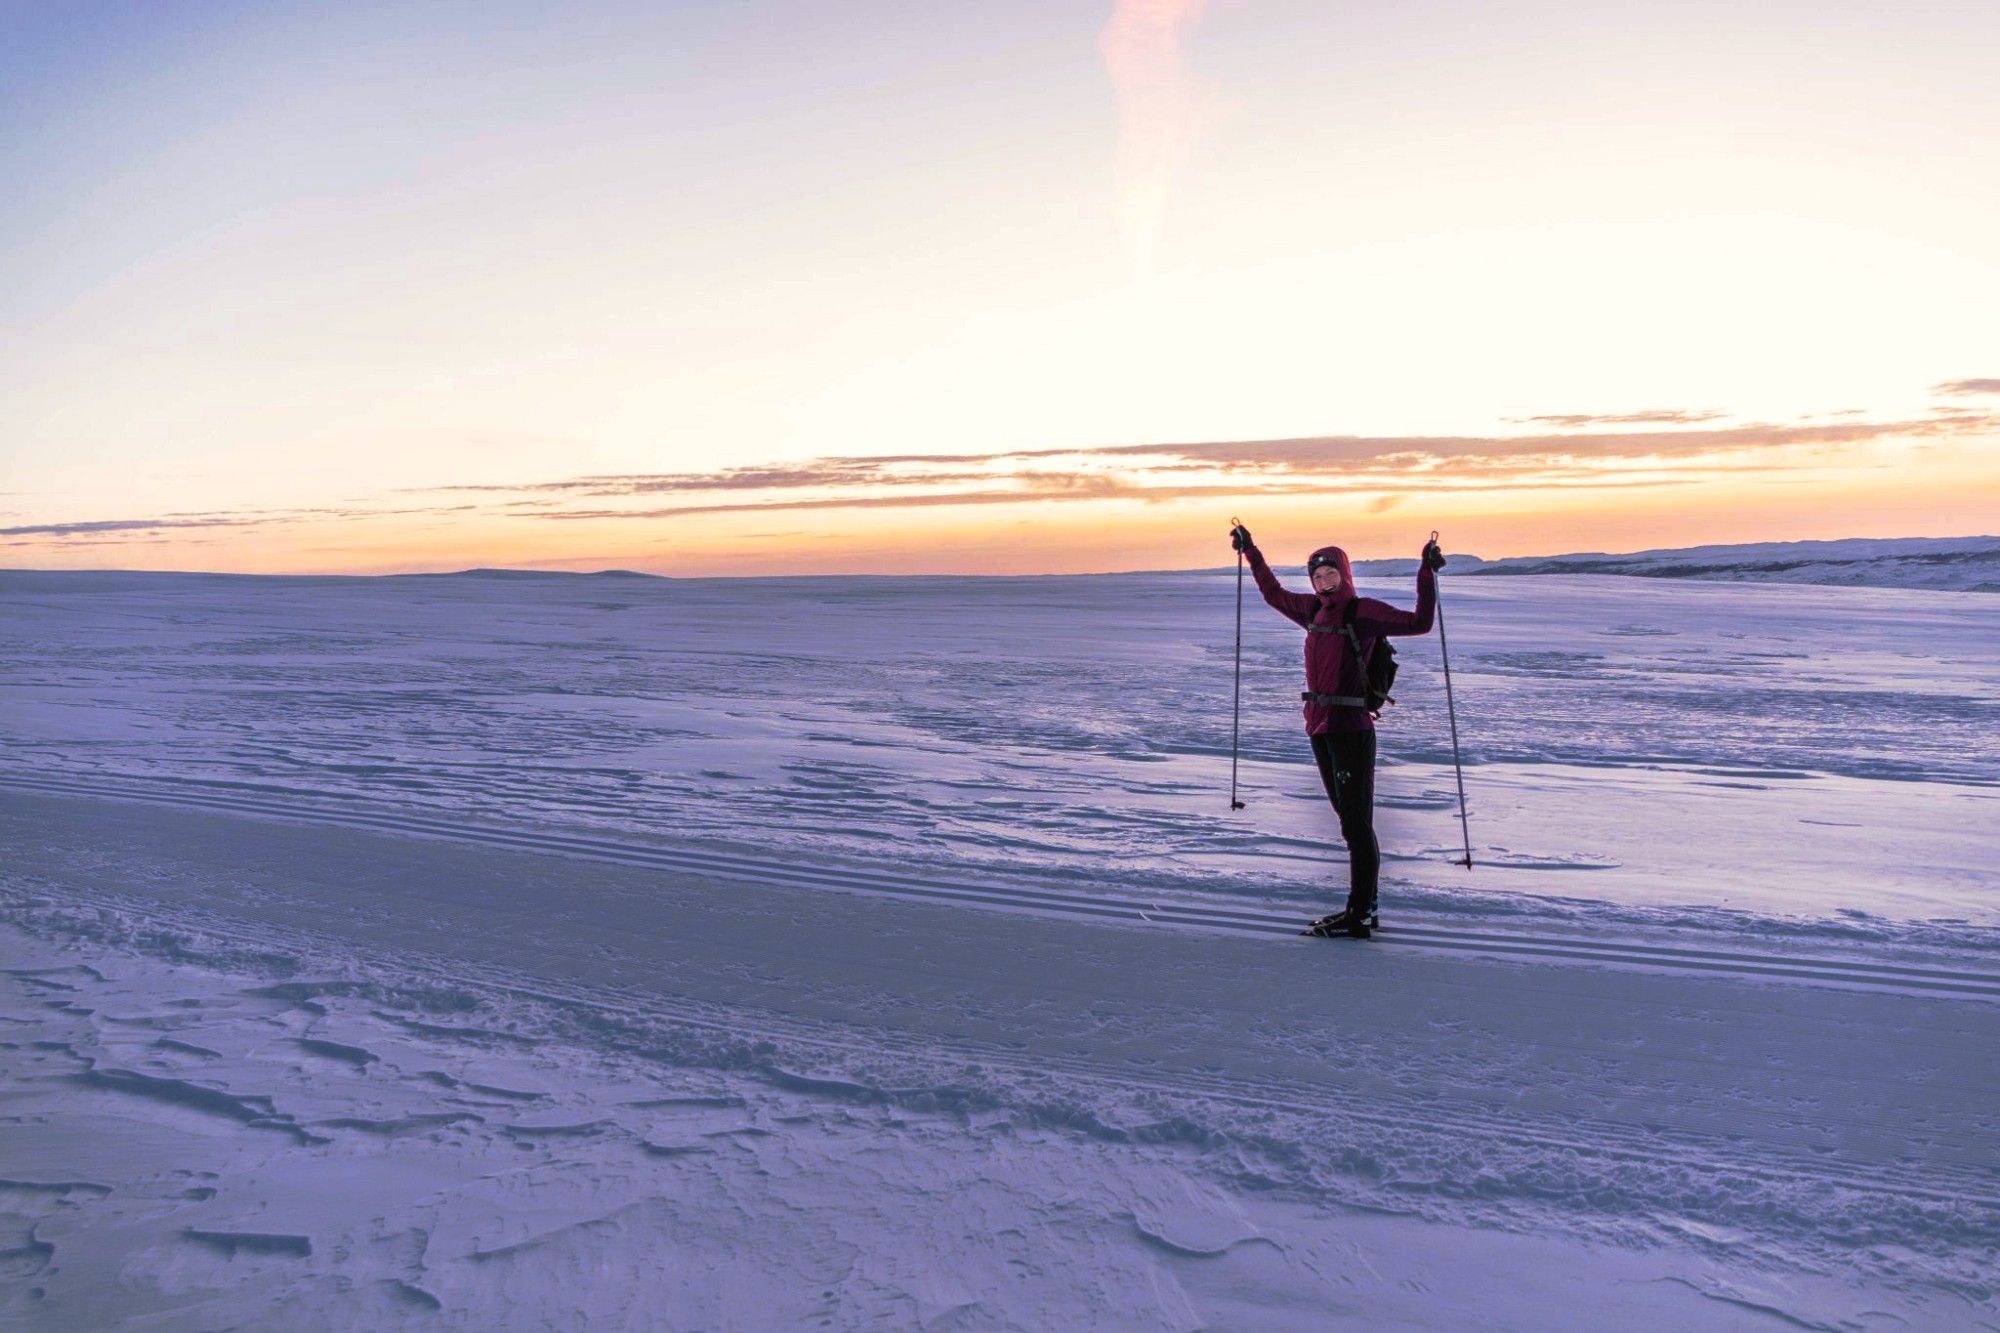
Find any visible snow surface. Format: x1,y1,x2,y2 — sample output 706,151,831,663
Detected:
1,567,1995,1328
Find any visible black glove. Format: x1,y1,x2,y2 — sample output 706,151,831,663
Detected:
1422,539,1447,572
1230,524,1253,554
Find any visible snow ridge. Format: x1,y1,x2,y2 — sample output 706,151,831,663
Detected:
6,770,1996,1001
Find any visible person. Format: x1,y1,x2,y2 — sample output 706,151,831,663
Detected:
1229,523,1446,937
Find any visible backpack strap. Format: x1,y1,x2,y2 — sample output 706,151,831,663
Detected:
1336,600,1368,660
1302,601,1371,697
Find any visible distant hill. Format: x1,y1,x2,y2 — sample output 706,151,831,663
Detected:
1461,536,1999,592
416,567,666,580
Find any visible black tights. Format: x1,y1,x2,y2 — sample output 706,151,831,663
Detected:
1309,729,1379,917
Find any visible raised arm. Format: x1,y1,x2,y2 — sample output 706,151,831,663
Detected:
1354,538,1445,636
1356,565,1436,636
1233,526,1319,627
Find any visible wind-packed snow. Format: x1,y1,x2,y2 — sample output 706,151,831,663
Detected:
2,566,1995,1328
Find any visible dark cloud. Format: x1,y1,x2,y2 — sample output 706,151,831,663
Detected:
1932,378,2000,397
0,517,273,538
1,505,479,543
1,533,229,548
1504,409,1727,427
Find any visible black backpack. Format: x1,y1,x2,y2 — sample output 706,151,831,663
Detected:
1308,600,1399,714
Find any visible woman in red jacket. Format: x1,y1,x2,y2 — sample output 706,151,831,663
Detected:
1229,523,1445,937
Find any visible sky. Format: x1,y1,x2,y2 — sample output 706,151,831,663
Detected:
2,0,1996,576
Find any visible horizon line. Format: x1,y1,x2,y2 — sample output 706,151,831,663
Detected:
3,531,1993,583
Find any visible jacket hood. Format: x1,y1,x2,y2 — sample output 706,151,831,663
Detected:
1308,545,1354,603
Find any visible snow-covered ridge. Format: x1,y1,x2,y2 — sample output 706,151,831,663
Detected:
1344,535,1998,590
1455,534,1997,591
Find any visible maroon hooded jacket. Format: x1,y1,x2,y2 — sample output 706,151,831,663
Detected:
1244,542,1437,736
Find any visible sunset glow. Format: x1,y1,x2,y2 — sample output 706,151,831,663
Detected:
3,2,1996,575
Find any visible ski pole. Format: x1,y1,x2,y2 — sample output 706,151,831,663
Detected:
1229,517,1246,810
1431,530,1472,867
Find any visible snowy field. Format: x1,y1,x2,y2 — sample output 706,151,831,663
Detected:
2,565,1996,1328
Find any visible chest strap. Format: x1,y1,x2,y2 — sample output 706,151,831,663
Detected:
1302,691,1370,708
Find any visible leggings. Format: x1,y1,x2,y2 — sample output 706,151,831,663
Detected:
1309,728,1379,917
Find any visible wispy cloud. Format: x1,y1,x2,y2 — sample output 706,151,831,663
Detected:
0,517,276,539
428,461,1009,500
372,409,2000,526
1504,409,1727,427
1933,377,2000,397
538,476,1715,524
1078,416,1980,472
1,505,477,545
10,404,1992,546
438,413,1983,511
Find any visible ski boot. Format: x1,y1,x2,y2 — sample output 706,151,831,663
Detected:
1301,907,1377,939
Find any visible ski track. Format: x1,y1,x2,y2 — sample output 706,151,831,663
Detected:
8,774,2000,1210
10,869,2000,1225
4,769,1996,1004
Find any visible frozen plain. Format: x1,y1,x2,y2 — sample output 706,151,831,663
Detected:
1,564,1995,1329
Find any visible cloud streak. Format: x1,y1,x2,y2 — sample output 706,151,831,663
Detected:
534,475,1706,524
1505,409,1727,427
1933,377,2000,397
0,517,275,539
432,413,1982,509
1,505,477,544
10,406,1992,547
